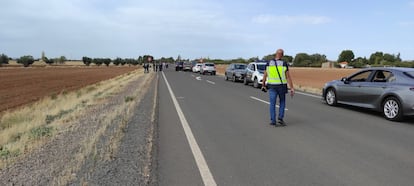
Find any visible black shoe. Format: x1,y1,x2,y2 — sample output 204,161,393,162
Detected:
278,119,286,126
269,122,276,126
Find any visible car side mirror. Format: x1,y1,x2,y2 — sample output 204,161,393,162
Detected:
341,77,350,84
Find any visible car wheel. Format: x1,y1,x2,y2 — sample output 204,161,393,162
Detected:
253,78,259,88
325,88,337,106
232,75,236,82
225,73,228,80
243,77,248,85
382,97,403,121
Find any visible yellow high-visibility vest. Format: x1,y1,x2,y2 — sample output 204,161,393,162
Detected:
267,61,287,85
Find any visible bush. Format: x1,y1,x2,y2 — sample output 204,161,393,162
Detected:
29,126,53,139
0,53,9,66
17,55,35,67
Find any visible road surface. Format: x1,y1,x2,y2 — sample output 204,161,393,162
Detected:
156,68,414,186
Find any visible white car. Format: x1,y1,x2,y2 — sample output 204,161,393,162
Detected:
192,63,202,73
200,63,216,75
243,62,267,88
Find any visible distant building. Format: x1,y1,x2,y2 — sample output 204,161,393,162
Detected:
321,61,335,68
339,62,349,68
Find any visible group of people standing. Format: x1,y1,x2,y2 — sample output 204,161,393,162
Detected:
143,56,168,73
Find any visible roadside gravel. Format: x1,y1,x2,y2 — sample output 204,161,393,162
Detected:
0,72,158,185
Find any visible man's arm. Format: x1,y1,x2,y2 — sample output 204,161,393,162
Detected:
286,70,294,96
262,71,267,89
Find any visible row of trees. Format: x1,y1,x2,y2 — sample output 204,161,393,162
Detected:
2,50,414,68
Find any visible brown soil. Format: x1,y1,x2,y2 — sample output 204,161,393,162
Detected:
0,66,139,113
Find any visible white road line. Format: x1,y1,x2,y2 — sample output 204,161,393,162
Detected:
295,91,321,99
162,72,217,186
206,80,215,85
250,96,288,110
196,76,202,81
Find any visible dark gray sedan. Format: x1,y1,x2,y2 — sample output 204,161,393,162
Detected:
322,67,414,121
224,63,247,82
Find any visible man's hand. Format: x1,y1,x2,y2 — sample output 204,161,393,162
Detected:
261,86,267,92
290,88,295,97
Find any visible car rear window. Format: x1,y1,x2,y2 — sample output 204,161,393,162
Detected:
205,63,215,67
235,64,246,69
257,64,266,71
403,71,414,79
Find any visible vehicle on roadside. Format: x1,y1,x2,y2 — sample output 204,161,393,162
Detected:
322,67,414,121
175,61,184,71
192,63,202,73
244,61,267,88
200,63,216,75
183,61,193,71
225,63,247,82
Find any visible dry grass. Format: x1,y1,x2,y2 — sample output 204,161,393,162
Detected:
0,69,144,167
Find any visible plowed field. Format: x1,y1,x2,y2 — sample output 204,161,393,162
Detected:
0,66,139,112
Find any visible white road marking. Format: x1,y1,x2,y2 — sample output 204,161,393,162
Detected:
250,96,289,110
196,76,202,81
206,80,215,85
162,72,217,186
295,91,321,99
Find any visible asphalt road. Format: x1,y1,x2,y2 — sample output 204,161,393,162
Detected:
157,68,414,186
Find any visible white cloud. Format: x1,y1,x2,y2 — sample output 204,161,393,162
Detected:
252,14,332,25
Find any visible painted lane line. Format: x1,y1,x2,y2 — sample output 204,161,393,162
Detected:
295,91,321,99
206,80,215,85
250,96,288,111
196,76,202,81
162,72,217,186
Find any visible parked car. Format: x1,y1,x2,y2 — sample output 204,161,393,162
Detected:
175,61,184,71
192,63,202,73
200,63,216,75
322,67,414,121
183,61,192,71
225,63,247,82
244,62,267,88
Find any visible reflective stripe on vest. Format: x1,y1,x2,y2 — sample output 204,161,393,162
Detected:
267,65,287,84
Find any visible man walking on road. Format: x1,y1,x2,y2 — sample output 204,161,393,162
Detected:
262,49,295,126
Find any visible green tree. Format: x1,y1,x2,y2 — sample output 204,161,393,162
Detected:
293,53,311,67
93,58,103,66
351,57,368,68
369,52,383,65
138,56,143,65
103,58,112,66
0,53,9,66
82,56,92,66
338,50,355,63
248,57,259,62
43,57,54,65
41,51,46,62
58,56,66,64
17,55,35,67
113,57,123,66
282,55,294,63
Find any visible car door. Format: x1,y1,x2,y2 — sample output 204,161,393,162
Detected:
226,64,233,78
336,70,374,105
360,70,394,108
245,64,254,81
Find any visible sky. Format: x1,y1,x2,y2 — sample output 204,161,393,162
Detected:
1,0,414,61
